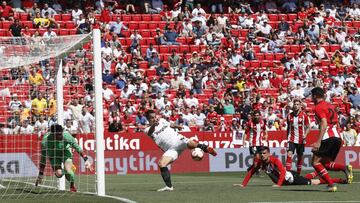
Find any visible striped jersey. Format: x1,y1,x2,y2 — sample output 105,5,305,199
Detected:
287,111,310,144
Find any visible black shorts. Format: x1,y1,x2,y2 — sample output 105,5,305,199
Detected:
312,137,342,161
249,146,262,155
287,142,305,155
286,171,311,185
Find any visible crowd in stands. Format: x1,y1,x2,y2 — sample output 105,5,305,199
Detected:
0,0,360,146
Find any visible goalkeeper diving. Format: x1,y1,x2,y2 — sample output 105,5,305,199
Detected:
35,124,93,192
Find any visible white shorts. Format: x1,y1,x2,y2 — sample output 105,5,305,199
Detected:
161,135,189,161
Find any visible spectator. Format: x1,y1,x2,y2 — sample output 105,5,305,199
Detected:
31,92,47,118
52,0,62,13
34,115,48,134
109,111,123,132
64,119,79,134
192,20,207,45
18,119,34,134
28,67,44,86
185,92,199,108
28,3,40,19
111,17,128,38
0,1,14,21
9,19,22,38
348,87,360,110
221,99,235,115
135,111,148,131
72,6,83,24
8,94,22,115
41,3,56,18
149,51,160,69
33,12,50,28
163,26,180,45
147,0,164,14
79,106,95,133
218,117,228,132
342,122,358,146
103,83,115,102
129,30,143,52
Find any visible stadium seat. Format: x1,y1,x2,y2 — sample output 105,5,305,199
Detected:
151,15,162,21
61,14,72,21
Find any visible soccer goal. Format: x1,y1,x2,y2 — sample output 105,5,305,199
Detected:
0,29,105,200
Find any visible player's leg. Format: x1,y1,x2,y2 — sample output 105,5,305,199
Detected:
157,150,177,191
50,158,64,178
312,154,336,191
64,159,77,192
286,142,295,171
296,144,304,175
290,171,311,185
187,139,217,156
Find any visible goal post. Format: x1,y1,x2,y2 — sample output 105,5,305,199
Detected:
93,29,105,197
0,29,105,198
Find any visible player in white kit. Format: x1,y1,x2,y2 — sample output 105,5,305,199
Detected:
144,110,217,192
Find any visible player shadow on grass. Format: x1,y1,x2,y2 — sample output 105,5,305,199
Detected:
280,188,326,192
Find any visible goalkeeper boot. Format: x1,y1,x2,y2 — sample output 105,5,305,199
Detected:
345,164,353,184
206,147,217,156
326,184,337,192
70,184,77,193
157,186,173,192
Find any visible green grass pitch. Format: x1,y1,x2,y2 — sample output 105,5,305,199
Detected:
1,171,360,203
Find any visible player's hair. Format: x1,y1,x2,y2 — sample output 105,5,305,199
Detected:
50,124,63,134
311,87,325,98
145,109,156,119
259,146,270,153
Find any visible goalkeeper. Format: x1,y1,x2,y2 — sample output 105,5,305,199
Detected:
35,124,93,192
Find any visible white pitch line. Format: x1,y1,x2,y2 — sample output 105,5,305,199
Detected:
249,201,360,203
0,184,5,189
83,192,137,203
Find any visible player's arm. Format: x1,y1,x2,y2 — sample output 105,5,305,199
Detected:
64,132,93,171
304,115,311,139
238,159,261,187
263,121,268,142
273,158,286,187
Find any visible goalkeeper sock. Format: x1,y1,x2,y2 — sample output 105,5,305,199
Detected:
196,144,209,152
160,167,172,188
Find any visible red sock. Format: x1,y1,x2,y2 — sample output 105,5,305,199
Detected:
285,156,292,171
297,157,303,174
332,178,345,184
305,171,318,179
313,163,334,186
324,162,345,171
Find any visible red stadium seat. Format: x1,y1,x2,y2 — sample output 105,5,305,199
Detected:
268,14,278,21
22,21,33,28
287,14,297,21
65,22,75,29
138,23,148,30
152,15,162,21
142,14,152,21
132,15,142,21
59,29,69,35
61,14,72,21
2,21,11,29
179,45,189,53
159,46,169,53
122,15,131,22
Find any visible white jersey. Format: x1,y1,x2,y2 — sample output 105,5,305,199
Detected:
144,118,188,152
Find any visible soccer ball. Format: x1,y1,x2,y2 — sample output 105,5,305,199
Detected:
191,148,204,161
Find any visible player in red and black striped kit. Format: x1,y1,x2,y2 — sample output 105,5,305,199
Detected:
286,99,311,174
234,147,348,188
244,110,268,158
310,87,353,192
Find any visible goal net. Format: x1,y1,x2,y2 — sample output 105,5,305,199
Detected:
0,31,105,200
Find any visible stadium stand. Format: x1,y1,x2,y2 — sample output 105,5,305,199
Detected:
0,0,360,145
